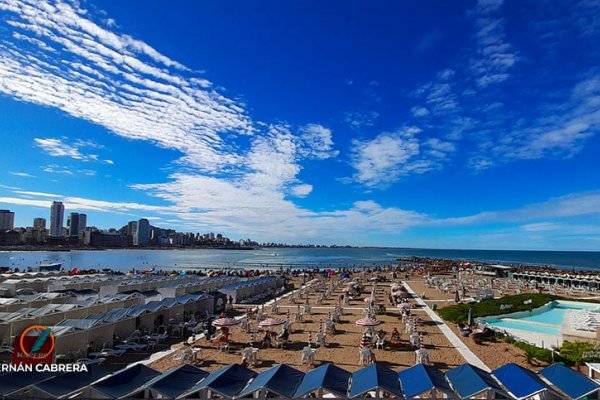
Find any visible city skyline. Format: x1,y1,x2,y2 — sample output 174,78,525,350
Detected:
1,1,600,250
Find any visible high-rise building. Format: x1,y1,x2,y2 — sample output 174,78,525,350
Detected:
127,221,138,237
134,218,150,246
33,217,46,230
78,214,87,234
0,210,15,230
50,202,65,237
67,213,80,237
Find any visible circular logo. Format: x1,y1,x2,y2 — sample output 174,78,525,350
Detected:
19,325,55,359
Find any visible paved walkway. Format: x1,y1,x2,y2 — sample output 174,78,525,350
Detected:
403,281,491,371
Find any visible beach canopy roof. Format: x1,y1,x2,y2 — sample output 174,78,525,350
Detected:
0,371,59,396
398,363,453,398
539,363,600,400
293,363,351,398
238,364,305,398
58,318,102,330
446,363,507,399
144,364,209,399
493,363,553,400
33,366,109,398
185,364,257,399
350,363,403,398
89,364,160,399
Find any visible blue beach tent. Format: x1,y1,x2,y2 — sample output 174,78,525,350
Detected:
0,370,59,398
30,366,110,399
237,364,305,398
349,363,403,398
144,364,209,399
398,364,454,399
293,363,351,398
493,363,556,400
446,363,508,399
539,363,600,400
182,364,257,399
86,364,161,399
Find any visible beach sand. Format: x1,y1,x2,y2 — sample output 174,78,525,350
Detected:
150,273,465,372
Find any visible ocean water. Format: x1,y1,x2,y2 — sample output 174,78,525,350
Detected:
0,247,600,272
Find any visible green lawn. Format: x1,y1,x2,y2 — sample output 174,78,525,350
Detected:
437,293,562,323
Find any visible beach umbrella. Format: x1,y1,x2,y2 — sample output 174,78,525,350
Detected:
342,287,350,292
467,307,474,326
364,296,377,303
390,283,400,290
258,318,285,328
355,317,381,327
391,290,404,297
212,318,240,327
397,302,413,309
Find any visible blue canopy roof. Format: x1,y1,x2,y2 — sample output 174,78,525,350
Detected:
493,363,552,400
446,364,506,399
350,364,403,398
293,363,351,398
90,364,161,398
238,364,305,398
187,364,257,398
399,364,453,398
33,366,109,398
0,371,59,396
145,364,208,399
540,363,600,400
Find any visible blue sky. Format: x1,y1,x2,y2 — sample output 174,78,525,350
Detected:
0,0,599,250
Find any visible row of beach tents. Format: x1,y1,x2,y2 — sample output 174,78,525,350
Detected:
1,361,599,399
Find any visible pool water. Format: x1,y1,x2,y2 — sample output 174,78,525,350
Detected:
483,301,600,336
484,319,561,335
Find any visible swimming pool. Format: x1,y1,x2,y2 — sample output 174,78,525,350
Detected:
482,301,600,337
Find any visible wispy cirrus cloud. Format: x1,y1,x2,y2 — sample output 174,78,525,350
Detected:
0,0,252,172
9,171,34,177
34,137,113,164
469,0,519,88
42,163,96,176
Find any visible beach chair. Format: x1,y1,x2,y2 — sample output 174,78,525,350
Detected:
0,344,13,354
301,346,316,366
324,320,336,334
375,334,385,350
359,347,374,365
304,304,312,315
271,304,280,314
315,332,326,347
242,347,254,365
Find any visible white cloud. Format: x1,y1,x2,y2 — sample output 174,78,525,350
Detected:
42,164,96,176
290,184,313,197
411,106,430,118
0,0,252,172
9,171,34,177
350,127,454,187
469,0,519,88
298,124,339,159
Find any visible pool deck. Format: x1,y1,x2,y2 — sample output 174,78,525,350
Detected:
402,281,491,372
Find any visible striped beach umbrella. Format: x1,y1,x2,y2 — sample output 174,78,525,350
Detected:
258,318,285,328
355,317,381,327
364,296,377,303
211,318,240,327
